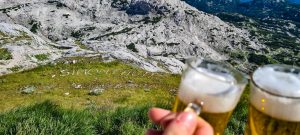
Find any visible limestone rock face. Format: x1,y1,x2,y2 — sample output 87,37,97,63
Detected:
0,0,264,74
0,23,61,75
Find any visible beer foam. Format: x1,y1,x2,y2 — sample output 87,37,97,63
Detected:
178,69,244,113
253,66,300,97
251,65,300,122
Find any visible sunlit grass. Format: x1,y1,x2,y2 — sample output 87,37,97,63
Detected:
0,57,249,135
0,57,178,111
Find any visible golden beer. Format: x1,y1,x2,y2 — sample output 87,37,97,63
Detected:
247,104,300,135
173,58,247,135
173,97,233,134
246,65,300,135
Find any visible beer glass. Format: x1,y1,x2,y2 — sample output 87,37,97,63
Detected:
173,58,247,135
246,64,300,135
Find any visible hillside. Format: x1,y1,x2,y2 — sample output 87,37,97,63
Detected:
0,57,178,111
183,0,300,66
0,0,265,75
0,57,249,135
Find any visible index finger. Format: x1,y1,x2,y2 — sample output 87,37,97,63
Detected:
194,117,214,135
148,108,172,124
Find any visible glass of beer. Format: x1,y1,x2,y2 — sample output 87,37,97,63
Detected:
246,64,300,135
173,58,247,135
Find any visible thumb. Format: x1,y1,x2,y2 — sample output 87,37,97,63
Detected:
163,112,197,135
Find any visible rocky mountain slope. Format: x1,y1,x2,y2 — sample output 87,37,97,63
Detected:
183,0,300,66
0,0,264,75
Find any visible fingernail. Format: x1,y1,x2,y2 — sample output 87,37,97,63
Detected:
176,112,196,128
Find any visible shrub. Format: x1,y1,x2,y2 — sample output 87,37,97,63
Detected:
29,20,41,33
71,31,84,38
247,53,271,65
126,43,138,52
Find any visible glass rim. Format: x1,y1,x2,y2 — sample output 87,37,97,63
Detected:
251,64,300,99
186,57,248,85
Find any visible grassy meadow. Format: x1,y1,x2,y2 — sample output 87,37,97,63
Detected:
0,57,249,135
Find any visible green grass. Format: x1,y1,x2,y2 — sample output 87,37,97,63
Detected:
0,31,32,46
0,101,97,135
34,54,49,61
75,40,89,50
7,66,22,72
0,101,168,135
95,103,168,135
0,57,177,111
0,57,249,135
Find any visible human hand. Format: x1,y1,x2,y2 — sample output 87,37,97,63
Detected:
146,108,213,135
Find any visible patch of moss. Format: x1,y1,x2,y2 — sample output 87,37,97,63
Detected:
8,66,22,72
75,40,89,50
14,31,31,41
0,48,12,60
34,54,49,61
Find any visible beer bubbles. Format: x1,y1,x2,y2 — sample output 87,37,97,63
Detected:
178,67,241,113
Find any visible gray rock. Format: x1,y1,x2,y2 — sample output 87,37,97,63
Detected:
72,83,82,89
126,80,133,83
89,87,104,96
21,86,36,94
64,92,70,96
